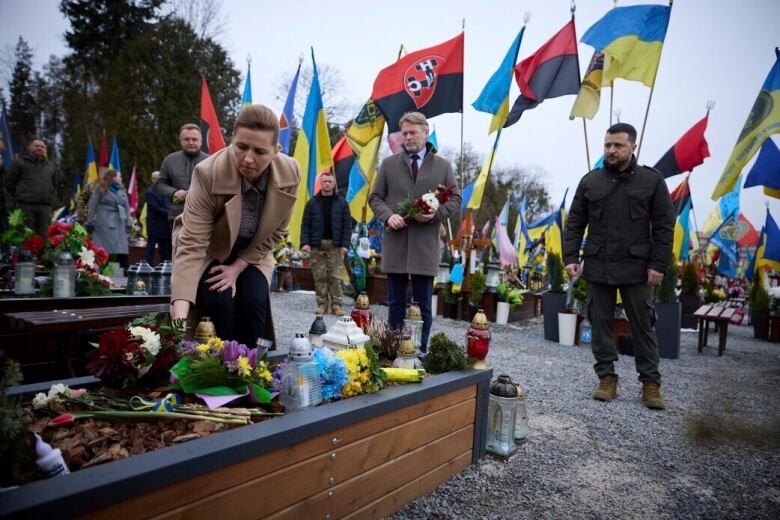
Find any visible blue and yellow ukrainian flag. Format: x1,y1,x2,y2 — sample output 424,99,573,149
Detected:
581,4,671,88
69,173,81,211
109,137,122,176
346,99,385,222
467,133,501,210
712,49,780,199
472,27,525,134
289,49,333,249
84,142,98,184
241,60,252,109
547,190,568,260
757,208,780,273
672,198,693,262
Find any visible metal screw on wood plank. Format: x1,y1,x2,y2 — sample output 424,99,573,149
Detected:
330,452,337,461
326,515,332,519
328,491,334,498
332,437,340,445
329,476,336,485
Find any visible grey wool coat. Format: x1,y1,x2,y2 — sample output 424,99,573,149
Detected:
369,147,461,276
88,186,129,255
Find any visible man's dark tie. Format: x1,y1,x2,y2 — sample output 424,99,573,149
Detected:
410,154,420,181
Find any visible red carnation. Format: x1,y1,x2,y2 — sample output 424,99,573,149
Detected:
50,234,64,247
93,246,109,265
47,222,72,238
21,235,44,254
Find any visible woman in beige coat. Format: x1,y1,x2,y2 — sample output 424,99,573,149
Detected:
170,105,300,346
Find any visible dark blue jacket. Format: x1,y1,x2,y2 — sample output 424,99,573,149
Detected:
301,193,353,248
146,186,171,239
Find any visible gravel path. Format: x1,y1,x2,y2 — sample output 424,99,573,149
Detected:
270,291,780,519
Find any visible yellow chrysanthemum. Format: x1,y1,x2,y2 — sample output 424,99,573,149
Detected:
237,356,251,377
207,337,224,351
196,344,210,353
255,361,272,385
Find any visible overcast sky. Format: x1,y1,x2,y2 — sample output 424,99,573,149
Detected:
1,0,779,229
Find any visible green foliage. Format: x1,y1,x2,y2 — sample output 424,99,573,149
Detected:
0,210,35,246
37,271,113,297
750,272,770,312
8,37,37,146
656,257,678,304
0,360,36,486
362,341,386,393
547,252,565,293
497,281,525,305
572,277,588,304
468,270,486,305
423,333,468,373
681,262,698,296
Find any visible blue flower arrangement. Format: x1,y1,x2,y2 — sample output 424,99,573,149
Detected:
313,347,348,401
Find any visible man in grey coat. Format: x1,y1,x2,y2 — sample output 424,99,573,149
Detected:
5,138,58,238
156,123,209,228
564,123,674,410
369,112,461,352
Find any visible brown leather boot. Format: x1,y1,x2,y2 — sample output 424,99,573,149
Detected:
592,375,618,401
331,305,344,317
315,304,327,315
641,381,665,410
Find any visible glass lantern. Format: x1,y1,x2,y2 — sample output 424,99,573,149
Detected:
486,374,518,458
308,314,327,348
514,382,530,443
435,262,450,288
14,248,36,296
126,262,140,295
466,309,491,369
404,300,424,351
53,251,76,298
392,335,423,369
135,260,154,292
485,262,501,292
157,260,173,295
350,292,372,333
280,333,322,412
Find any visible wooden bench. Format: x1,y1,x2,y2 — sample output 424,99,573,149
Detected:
694,304,736,356
2,303,169,378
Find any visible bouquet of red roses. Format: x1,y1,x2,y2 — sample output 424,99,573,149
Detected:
395,184,456,223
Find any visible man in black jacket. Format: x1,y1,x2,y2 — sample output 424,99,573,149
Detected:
563,123,674,410
5,138,58,238
145,171,171,264
301,171,352,315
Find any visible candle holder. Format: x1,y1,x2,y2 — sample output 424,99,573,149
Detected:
53,251,76,298
14,248,36,296
486,374,519,459
350,292,372,333
466,309,491,369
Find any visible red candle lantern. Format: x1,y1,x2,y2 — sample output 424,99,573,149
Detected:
466,309,491,369
350,292,372,333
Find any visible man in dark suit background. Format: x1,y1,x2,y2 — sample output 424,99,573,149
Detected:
145,170,171,264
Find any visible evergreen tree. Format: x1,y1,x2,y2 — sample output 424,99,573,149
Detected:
8,37,36,147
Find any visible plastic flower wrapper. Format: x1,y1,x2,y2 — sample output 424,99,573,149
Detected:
312,347,348,401
170,336,274,409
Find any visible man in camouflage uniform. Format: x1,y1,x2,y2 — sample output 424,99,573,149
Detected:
300,171,353,315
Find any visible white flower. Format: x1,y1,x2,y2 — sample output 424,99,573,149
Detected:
129,326,161,356
32,392,49,409
422,192,440,212
79,246,96,269
48,383,70,399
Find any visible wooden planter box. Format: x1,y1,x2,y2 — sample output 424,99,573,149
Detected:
1,370,491,519
507,297,536,323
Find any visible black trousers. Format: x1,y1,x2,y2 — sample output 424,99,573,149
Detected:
196,261,269,347
387,273,433,351
587,281,661,384
145,236,171,265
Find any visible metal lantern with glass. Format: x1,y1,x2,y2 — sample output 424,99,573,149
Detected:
486,374,519,458
404,300,424,352
485,262,501,292
308,314,327,348
280,333,322,412
53,251,76,298
14,248,36,296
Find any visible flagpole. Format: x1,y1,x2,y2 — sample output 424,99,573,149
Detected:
637,0,674,160
459,18,466,189
570,1,591,170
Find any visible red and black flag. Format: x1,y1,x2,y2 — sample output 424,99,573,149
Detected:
200,77,225,154
670,175,692,215
313,136,354,195
653,115,710,178
371,33,464,132
504,20,580,127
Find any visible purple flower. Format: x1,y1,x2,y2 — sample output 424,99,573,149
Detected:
237,343,248,358
179,340,199,356
222,340,240,363
247,348,258,369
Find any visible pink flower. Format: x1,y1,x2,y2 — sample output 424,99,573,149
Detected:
48,413,75,427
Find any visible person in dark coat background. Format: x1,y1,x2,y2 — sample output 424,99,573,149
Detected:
145,170,171,264
564,122,674,410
